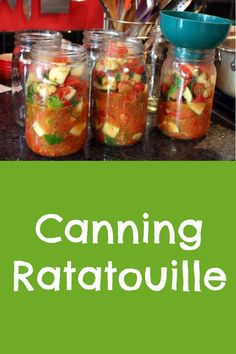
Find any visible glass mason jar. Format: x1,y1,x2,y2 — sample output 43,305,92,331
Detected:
25,43,89,157
83,29,121,73
12,30,62,127
157,46,217,140
91,38,148,146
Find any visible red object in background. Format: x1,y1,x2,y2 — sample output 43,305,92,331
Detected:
0,0,104,31
0,53,12,79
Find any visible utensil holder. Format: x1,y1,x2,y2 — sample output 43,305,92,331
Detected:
104,18,154,40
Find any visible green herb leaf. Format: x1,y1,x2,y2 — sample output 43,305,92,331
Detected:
97,76,103,85
105,136,117,146
71,97,79,107
173,73,182,89
161,92,168,102
115,73,121,82
129,72,135,79
26,83,34,104
188,77,196,92
141,71,146,83
46,96,63,108
44,134,64,145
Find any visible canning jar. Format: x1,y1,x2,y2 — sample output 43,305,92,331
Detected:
25,43,89,157
157,46,217,139
12,30,62,127
83,29,121,73
91,38,148,146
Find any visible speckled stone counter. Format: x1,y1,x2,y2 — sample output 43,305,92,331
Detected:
0,91,235,161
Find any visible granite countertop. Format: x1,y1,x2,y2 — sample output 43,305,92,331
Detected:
0,91,235,161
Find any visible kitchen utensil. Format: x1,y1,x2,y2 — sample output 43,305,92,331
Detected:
216,26,236,97
7,0,17,10
119,0,133,22
163,0,192,11
23,0,31,20
125,1,157,35
141,0,160,22
160,10,231,49
186,0,206,13
102,0,119,19
136,0,154,21
40,0,70,14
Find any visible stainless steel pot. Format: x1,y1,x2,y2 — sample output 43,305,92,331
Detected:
216,26,236,97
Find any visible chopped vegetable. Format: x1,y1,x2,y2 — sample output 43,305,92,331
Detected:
157,61,216,139
102,122,120,138
44,134,64,145
25,55,89,157
46,95,63,108
183,87,193,103
188,102,206,115
37,83,57,98
91,40,148,146
49,65,70,85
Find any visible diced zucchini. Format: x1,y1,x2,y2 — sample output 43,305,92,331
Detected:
183,87,193,103
70,122,86,136
102,122,120,138
120,73,129,82
102,57,119,71
32,122,46,137
188,103,206,115
132,133,142,141
196,72,208,86
203,88,212,98
49,65,70,85
37,83,57,98
97,76,117,91
130,73,141,83
166,122,179,133
70,64,85,77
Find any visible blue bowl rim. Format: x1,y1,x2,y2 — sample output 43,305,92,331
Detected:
161,10,232,26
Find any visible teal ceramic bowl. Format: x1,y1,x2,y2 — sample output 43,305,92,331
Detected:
160,11,231,49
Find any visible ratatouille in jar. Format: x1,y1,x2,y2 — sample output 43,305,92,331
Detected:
25,43,89,157
157,47,217,139
91,38,148,146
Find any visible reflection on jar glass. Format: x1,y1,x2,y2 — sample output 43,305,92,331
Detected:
157,46,216,140
25,43,89,157
91,37,148,146
12,30,62,127
144,26,168,114
83,29,122,118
